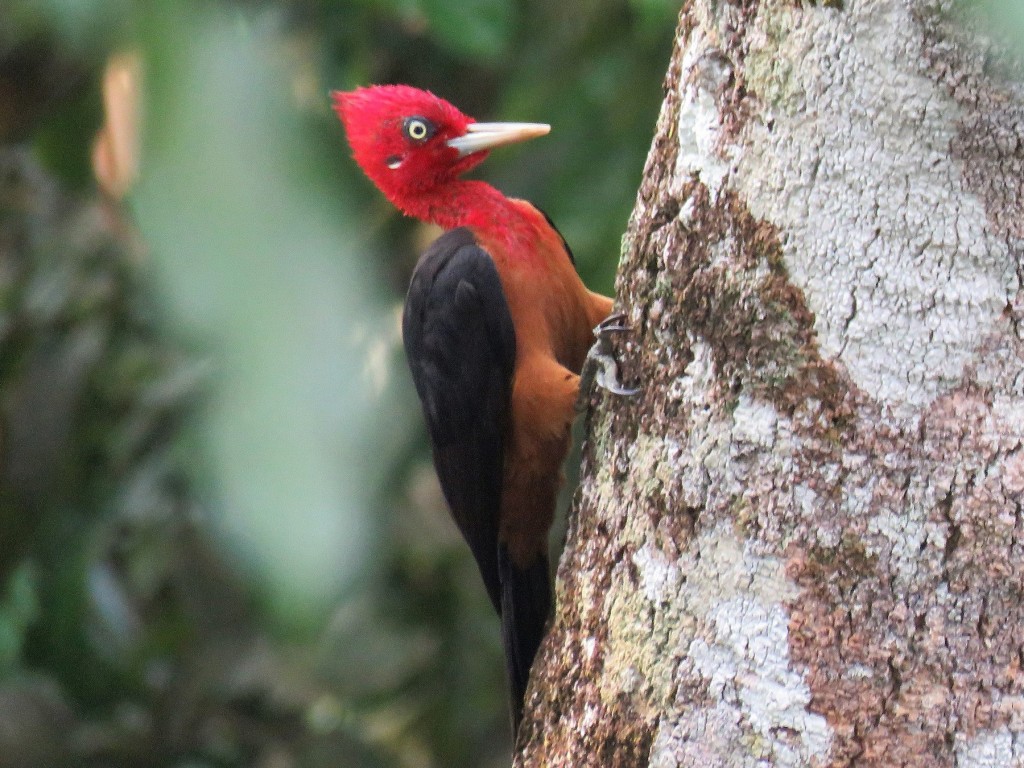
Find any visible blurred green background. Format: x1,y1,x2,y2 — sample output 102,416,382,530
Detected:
3,0,1023,766
0,0,676,765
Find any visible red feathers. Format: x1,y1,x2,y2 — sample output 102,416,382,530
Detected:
332,85,484,210
332,85,553,240
333,85,616,732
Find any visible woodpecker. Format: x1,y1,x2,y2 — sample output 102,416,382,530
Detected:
333,85,632,731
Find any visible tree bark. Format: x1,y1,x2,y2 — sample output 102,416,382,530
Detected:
517,1,1024,766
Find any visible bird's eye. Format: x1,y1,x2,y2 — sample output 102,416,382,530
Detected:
403,116,435,144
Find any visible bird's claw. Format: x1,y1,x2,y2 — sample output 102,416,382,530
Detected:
577,312,639,411
593,311,630,337
594,362,640,397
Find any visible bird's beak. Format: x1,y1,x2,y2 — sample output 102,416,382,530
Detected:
446,122,551,158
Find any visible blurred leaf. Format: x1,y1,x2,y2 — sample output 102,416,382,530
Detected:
4,0,131,54
630,0,682,32
418,0,518,61
133,4,402,619
954,0,1024,56
0,565,38,676
988,0,1024,51
0,0,677,764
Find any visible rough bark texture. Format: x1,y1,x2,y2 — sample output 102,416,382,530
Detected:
516,1,1024,766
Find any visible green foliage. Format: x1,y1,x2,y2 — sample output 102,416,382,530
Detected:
418,0,519,60
0,565,37,676
0,0,676,764
951,0,1024,57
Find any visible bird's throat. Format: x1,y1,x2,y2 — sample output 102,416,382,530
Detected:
396,180,532,249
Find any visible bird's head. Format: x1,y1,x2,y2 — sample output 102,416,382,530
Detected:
332,85,549,207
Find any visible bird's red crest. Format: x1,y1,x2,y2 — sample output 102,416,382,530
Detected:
333,84,551,233
332,85,482,207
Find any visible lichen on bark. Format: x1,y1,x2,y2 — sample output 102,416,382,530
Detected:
516,1,1024,766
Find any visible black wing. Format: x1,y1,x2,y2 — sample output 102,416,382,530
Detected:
402,228,516,614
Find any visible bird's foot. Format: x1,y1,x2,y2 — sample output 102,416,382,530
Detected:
577,313,639,411
594,311,630,336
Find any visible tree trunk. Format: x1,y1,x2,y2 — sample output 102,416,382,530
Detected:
516,1,1024,766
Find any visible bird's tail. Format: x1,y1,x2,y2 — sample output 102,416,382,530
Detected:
498,544,552,734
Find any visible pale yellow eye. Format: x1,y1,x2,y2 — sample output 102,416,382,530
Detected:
403,116,435,144
408,120,427,139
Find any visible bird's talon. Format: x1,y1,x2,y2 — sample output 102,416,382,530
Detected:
593,353,639,397
581,312,638,398
593,312,630,338
578,335,639,407
596,373,640,397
